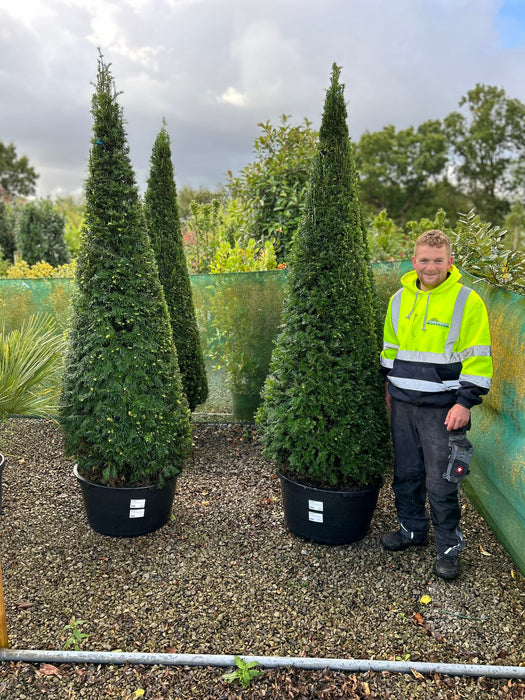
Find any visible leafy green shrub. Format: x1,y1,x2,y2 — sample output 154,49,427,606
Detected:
228,116,318,261
60,53,191,487
0,199,16,263
256,65,391,489
367,210,412,262
16,199,70,266
183,197,250,273
144,124,208,411
210,239,277,273
0,314,65,420
452,209,525,294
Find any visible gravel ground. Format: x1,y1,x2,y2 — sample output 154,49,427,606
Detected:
0,418,523,699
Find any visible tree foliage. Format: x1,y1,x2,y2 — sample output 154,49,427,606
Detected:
356,120,448,224
444,83,525,223
228,115,318,260
60,53,191,486
0,141,38,199
0,199,16,262
144,124,208,411
16,199,70,266
53,195,85,255
257,65,391,489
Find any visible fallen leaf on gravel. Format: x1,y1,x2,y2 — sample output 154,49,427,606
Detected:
15,601,33,609
479,545,492,556
414,612,425,625
165,647,178,653
411,668,425,679
420,595,431,605
39,664,60,676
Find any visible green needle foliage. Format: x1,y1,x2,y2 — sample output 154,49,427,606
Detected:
60,53,191,486
257,64,391,489
0,314,65,421
144,124,208,411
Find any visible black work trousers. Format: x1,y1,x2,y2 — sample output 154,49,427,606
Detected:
390,399,467,556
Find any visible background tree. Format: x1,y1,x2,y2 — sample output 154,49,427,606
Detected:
60,53,191,486
257,65,390,488
445,83,525,224
0,199,16,262
228,115,318,260
0,141,38,198
177,185,223,221
356,120,449,224
144,124,208,411
53,195,85,255
16,199,70,266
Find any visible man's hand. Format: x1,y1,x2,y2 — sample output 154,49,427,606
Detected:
385,383,392,411
445,404,470,431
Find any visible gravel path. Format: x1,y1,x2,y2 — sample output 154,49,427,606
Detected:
0,418,523,699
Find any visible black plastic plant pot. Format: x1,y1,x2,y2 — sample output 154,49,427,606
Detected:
74,465,177,537
231,391,262,422
279,471,381,545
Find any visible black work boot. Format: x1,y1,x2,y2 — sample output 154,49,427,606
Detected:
433,553,460,580
380,528,429,551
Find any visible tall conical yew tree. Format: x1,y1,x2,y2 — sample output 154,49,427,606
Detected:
144,125,208,412
60,53,191,486
256,64,391,488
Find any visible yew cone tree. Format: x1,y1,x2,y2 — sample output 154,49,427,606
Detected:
144,125,208,411
257,64,391,488
60,54,191,486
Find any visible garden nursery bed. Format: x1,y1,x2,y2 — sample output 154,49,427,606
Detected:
0,418,523,699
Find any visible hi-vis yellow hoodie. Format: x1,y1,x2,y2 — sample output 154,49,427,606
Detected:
380,265,493,408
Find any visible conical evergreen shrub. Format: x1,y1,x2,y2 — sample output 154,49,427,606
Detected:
256,64,391,489
60,54,191,486
144,125,208,412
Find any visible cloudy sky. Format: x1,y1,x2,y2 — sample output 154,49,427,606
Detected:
1,0,525,199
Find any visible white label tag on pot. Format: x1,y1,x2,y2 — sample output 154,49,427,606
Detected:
308,500,324,512
130,499,146,509
309,511,323,523
129,508,145,519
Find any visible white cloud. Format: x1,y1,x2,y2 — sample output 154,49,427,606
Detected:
218,86,247,107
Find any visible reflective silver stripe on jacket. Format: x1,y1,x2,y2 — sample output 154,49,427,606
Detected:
459,373,492,389
396,345,491,364
390,289,403,336
388,377,461,393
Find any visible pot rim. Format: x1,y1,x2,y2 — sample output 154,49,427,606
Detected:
278,469,383,496
73,464,175,492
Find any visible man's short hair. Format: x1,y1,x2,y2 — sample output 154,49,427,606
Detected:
414,229,452,257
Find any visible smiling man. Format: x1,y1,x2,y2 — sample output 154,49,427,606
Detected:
379,230,493,580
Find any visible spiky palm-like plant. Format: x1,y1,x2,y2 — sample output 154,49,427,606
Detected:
144,125,208,412
257,65,391,489
60,54,191,486
0,314,64,420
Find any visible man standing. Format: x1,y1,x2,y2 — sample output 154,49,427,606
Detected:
380,230,493,579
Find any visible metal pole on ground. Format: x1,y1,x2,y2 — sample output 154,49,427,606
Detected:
0,561,8,648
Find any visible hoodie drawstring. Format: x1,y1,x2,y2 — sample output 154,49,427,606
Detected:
405,290,419,320
405,289,432,331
